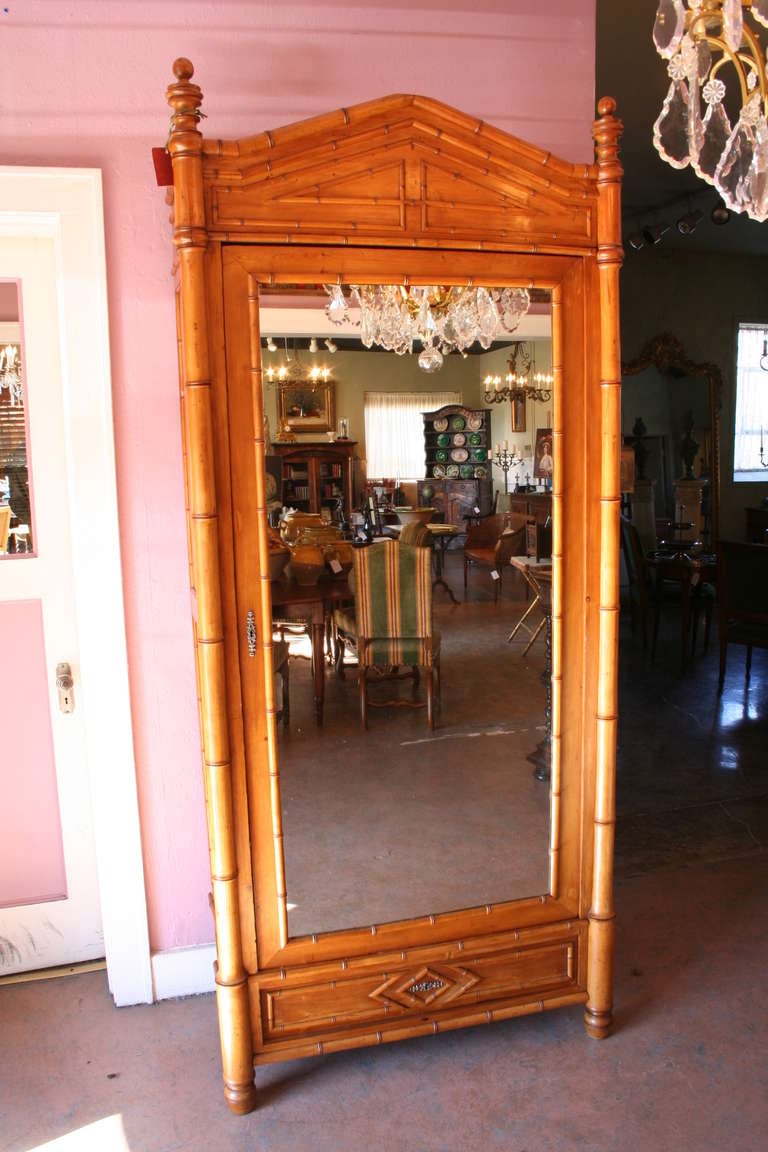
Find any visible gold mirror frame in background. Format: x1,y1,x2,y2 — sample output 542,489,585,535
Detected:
162,58,624,1114
622,332,722,545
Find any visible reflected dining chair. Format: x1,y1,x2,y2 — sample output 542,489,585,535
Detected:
717,539,768,693
463,514,526,603
334,539,441,729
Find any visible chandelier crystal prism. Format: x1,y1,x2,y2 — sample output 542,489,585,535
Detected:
652,1,768,221
323,283,531,373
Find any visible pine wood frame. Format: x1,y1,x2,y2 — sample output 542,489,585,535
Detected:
162,58,623,1114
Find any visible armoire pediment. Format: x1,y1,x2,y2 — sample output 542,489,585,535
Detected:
198,92,596,247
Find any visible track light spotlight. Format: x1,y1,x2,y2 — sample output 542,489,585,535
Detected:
711,199,731,226
676,208,704,235
308,337,318,353
627,232,646,251
266,336,277,352
641,222,670,246
324,338,337,353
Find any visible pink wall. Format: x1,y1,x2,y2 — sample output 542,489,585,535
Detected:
0,1,596,952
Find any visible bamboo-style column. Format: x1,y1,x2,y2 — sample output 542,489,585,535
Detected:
585,96,623,1040
166,59,257,1113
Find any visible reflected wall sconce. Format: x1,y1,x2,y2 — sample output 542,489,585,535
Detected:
324,338,337,353
266,336,277,352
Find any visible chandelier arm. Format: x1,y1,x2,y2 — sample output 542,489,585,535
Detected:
688,10,767,111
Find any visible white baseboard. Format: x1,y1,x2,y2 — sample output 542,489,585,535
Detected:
151,943,216,1001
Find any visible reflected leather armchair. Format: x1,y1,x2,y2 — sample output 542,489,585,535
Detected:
334,539,441,729
717,539,768,693
463,514,526,602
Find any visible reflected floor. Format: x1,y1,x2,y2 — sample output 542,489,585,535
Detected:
277,557,551,937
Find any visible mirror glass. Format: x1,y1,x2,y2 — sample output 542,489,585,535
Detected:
622,336,720,551
0,281,33,557
260,284,556,938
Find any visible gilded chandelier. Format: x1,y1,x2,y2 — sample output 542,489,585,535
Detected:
482,342,554,404
324,283,531,373
653,1,768,221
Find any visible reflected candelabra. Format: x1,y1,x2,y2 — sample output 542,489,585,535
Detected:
494,442,524,493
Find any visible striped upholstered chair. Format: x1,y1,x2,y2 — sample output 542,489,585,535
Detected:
334,539,441,730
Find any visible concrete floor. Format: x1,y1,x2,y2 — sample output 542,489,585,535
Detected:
1,553,766,1151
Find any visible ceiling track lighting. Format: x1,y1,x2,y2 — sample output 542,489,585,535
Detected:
711,198,732,225
642,222,671,245
676,208,704,234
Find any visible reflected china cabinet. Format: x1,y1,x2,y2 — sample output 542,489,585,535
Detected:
160,59,624,1113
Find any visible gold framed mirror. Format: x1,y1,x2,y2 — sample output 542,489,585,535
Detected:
162,60,623,1113
621,332,722,548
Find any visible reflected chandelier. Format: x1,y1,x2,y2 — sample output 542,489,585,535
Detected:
483,342,553,404
0,343,22,407
263,339,333,390
653,1,768,221
324,283,531,373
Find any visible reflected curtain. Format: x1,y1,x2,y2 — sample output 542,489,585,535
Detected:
364,390,460,480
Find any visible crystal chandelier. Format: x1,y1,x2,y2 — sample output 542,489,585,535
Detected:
653,1,768,221
324,283,531,373
482,342,554,404
0,343,23,406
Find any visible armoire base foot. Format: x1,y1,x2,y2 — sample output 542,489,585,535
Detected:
583,1006,613,1039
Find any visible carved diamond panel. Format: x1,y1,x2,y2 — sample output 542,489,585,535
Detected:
372,963,479,1009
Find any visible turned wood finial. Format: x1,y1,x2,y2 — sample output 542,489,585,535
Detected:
166,57,204,147
592,96,623,178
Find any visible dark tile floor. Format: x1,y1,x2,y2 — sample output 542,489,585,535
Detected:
1,552,766,1151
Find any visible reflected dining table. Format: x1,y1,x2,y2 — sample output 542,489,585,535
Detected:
271,573,353,724
645,550,717,674
385,521,459,603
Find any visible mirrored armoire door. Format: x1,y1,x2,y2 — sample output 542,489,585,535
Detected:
162,59,623,1114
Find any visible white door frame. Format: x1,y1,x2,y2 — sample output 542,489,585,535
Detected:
0,167,152,1006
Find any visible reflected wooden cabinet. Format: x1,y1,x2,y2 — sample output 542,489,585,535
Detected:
270,441,356,518
508,493,553,557
162,59,623,1114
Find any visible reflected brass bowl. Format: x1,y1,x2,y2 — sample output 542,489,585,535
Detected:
395,507,434,526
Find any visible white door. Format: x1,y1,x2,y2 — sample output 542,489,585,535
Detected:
0,237,104,970
0,169,152,1004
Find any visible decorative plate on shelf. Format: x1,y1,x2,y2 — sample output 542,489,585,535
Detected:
460,464,474,479
432,463,446,478
472,448,487,462
474,465,487,478
446,464,460,478
436,433,450,448
452,431,466,447
468,432,482,446
433,416,449,432
451,416,466,431
467,414,483,431
435,449,448,462
450,447,469,463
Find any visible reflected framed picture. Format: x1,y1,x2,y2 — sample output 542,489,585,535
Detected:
278,381,335,433
533,427,553,480
510,393,526,433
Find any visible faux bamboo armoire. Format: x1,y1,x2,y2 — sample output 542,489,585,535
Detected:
161,59,623,1114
